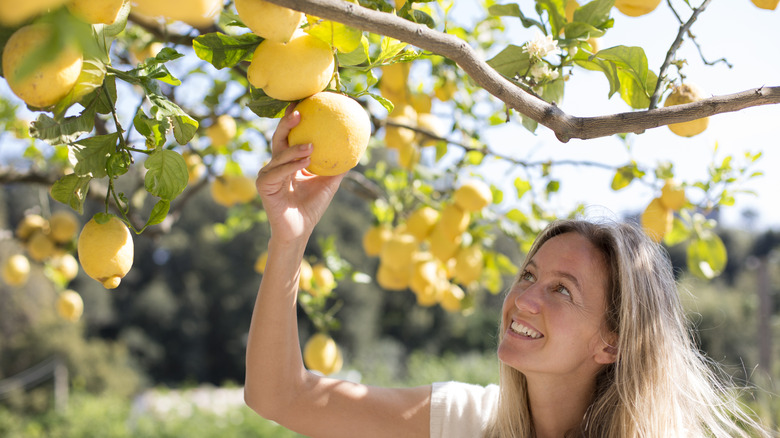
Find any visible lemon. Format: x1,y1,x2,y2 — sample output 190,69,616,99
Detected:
299,259,313,291
16,214,50,241
303,333,343,375
613,0,661,16
409,259,444,296
254,251,269,274
440,283,465,312
49,210,80,243
77,215,134,289
247,31,334,102
565,0,579,22
454,179,493,212
429,224,462,262
453,244,483,285
586,37,600,53
376,262,409,291
288,92,372,176
659,179,686,211
640,197,672,243
50,253,80,282
0,0,68,26
27,231,57,262
2,24,84,108
438,203,470,239
68,0,125,24
380,62,410,96
379,232,417,271
210,175,257,207
434,78,457,102
2,254,31,287
206,114,237,148
131,0,223,26
416,112,445,147
210,177,234,207
310,263,335,297
405,206,439,242
235,0,303,43
751,0,779,9
182,151,205,185
663,83,709,137
56,289,84,322
410,93,432,114
362,224,393,257
385,104,417,150
130,42,164,63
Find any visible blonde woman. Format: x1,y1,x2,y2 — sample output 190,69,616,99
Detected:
244,106,773,437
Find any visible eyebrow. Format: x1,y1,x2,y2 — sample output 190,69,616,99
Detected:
526,260,582,292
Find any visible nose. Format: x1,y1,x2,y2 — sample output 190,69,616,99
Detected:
512,283,542,314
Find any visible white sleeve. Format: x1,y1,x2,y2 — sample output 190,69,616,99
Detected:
429,381,499,438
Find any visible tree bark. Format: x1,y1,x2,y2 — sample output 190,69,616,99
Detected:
264,0,780,142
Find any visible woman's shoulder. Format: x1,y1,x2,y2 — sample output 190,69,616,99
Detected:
430,381,499,438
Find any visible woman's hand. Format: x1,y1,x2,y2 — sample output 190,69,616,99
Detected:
256,104,345,244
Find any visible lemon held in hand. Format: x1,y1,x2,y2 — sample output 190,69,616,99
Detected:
288,92,371,176
77,215,134,289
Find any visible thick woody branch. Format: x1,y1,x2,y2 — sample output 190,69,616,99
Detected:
265,0,780,142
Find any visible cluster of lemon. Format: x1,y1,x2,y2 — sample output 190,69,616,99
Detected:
254,251,342,375
379,62,448,169
363,180,493,312
0,210,85,322
641,179,687,243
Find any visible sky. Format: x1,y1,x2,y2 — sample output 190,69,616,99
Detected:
461,1,780,230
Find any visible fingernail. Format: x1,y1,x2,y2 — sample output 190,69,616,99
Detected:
301,143,312,151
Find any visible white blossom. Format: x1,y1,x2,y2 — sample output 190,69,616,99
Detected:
529,62,560,82
524,29,561,60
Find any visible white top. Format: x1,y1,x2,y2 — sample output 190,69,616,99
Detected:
429,381,500,438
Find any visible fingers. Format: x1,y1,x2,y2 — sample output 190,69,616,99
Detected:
256,143,312,192
271,103,301,155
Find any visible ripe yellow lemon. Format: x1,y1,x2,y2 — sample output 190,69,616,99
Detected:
453,244,483,285
751,0,779,9
663,83,709,137
416,112,445,147
659,179,686,211
77,215,134,289
429,224,462,262
16,214,49,241
56,289,84,322
376,262,409,291
254,251,269,274
68,0,125,24
640,197,672,243
49,210,80,243
440,283,465,312
51,253,80,282
362,224,393,257
288,92,372,176
409,259,444,296
182,151,205,185
380,62,410,97
454,179,493,212
405,206,440,242
235,0,303,43
131,0,223,26
206,115,237,147
2,24,83,108
27,231,57,262
0,0,68,26
210,175,257,207
410,93,432,114
613,0,661,16
247,32,334,102
565,0,579,22
303,333,342,375
438,203,470,239
299,259,313,291
310,263,335,297
2,254,31,286
379,232,417,271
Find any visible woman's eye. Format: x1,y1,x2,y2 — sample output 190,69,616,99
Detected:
556,284,571,297
520,270,535,282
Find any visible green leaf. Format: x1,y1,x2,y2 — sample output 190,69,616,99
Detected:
30,106,96,146
663,217,690,246
148,94,199,144
95,74,118,115
50,174,91,214
514,177,531,198
563,22,605,40
573,0,614,27
610,165,635,190
143,200,171,229
144,149,189,201
465,150,484,165
487,3,542,28
338,35,370,66
536,0,566,37
687,232,727,280
193,32,261,69
134,108,170,148
54,58,107,116
574,52,620,97
70,133,120,178
487,45,531,80
247,87,290,118
306,19,362,53
541,77,564,105
595,46,650,93
617,68,657,109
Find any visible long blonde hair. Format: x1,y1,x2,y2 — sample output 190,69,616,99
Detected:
484,219,772,438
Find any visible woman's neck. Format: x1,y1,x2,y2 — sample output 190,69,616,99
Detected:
525,374,596,438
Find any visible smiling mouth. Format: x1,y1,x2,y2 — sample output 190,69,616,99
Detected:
510,321,543,339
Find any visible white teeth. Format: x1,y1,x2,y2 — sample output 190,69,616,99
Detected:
510,321,542,339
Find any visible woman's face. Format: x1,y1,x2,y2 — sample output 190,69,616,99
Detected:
497,232,615,380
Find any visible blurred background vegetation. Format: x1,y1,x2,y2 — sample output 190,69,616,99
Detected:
1,179,778,437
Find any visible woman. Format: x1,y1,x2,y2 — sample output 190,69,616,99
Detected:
245,105,772,437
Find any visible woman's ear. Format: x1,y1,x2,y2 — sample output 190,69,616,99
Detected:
595,333,618,365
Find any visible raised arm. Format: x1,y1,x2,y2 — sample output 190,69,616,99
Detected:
244,105,431,438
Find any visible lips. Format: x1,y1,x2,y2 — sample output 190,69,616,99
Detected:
509,320,543,339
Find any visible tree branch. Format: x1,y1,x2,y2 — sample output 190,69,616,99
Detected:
265,0,780,142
